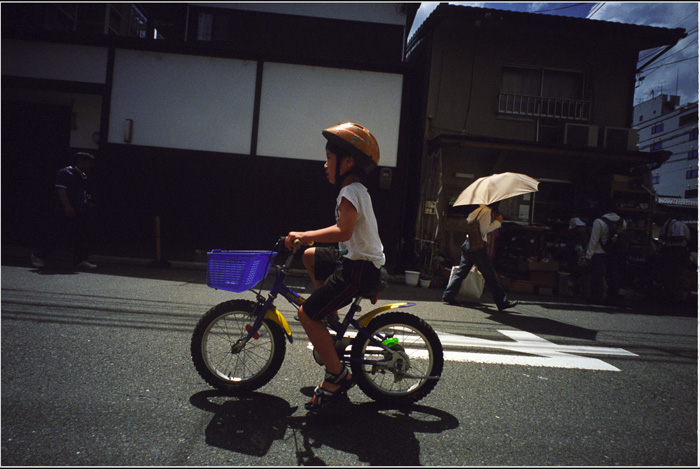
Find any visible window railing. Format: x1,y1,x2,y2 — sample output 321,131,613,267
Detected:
498,94,591,121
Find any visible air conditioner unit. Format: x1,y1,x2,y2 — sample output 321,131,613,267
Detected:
603,127,639,152
564,124,599,147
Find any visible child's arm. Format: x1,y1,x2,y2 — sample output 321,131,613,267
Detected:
285,197,357,249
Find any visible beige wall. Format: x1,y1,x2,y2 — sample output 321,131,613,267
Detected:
424,21,639,143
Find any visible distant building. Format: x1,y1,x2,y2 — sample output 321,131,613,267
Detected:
633,94,699,200
404,4,687,263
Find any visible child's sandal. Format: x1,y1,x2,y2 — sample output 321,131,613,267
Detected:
304,366,355,411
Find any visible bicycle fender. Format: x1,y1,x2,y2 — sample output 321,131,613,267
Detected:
357,302,416,328
266,308,293,343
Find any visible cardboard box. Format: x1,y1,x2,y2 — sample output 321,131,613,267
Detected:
502,277,535,294
521,260,559,272
530,271,558,287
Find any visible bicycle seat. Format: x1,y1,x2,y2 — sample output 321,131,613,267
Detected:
361,267,389,303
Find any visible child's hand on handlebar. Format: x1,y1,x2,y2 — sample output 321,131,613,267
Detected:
285,232,313,250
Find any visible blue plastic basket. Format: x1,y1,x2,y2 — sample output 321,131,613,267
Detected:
207,250,277,293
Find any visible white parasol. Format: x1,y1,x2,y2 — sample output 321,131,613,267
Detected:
453,172,539,207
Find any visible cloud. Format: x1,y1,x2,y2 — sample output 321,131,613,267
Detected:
526,3,551,13
588,2,698,105
406,3,440,42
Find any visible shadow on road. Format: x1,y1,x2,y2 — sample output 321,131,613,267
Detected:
189,389,459,466
488,311,598,341
441,302,599,340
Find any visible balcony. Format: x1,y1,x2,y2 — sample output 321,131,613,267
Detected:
498,94,591,121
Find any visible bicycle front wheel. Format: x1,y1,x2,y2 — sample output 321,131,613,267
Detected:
191,299,286,394
350,311,443,405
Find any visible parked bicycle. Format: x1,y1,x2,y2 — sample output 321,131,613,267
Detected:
191,238,444,406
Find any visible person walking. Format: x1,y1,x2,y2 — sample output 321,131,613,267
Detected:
584,200,627,305
656,214,692,301
442,203,517,311
31,151,97,270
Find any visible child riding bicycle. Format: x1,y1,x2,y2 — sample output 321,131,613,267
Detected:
284,122,385,411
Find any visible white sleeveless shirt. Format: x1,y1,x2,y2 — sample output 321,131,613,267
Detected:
336,182,385,269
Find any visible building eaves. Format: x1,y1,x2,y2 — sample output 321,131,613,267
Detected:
428,133,672,166
657,196,698,209
407,4,687,57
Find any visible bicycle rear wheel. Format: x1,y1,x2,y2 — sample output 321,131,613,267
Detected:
191,299,286,394
350,312,443,405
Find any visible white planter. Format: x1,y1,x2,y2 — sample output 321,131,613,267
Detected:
420,278,431,288
405,270,420,287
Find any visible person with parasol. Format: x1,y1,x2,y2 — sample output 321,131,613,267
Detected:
442,172,539,311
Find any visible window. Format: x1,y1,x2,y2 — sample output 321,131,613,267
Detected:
197,13,213,41
652,174,660,184
688,150,698,160
542,69,584,100
499,67,584,99
686,169,698,179
679,111,698,127
196,11,230,42
685,188,698,198
498,66,588,121
651,123,664,134
501,66,541,96
690,129,698,141
650,141,663,150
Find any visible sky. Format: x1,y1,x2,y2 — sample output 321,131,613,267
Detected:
407,2,699,106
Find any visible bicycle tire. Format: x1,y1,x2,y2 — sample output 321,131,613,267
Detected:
350,312,443,404
191,299,286,394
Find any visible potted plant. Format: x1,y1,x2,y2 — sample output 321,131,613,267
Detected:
419,264,433,288
404,249,422,286
419,244,451,289
419,247,440,288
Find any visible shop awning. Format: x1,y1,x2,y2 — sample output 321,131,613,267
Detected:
427,133,672,167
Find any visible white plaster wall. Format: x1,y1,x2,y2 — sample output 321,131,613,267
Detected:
257,62,402,167
109,49,257,153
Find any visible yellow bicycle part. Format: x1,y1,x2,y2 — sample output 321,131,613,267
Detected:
357,302,416,328
265,307,293,342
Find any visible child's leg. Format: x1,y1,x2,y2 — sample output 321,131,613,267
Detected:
302,247,324,288
297,305,346,392
304,247,338,316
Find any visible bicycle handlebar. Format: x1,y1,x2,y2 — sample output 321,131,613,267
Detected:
292,239,314,248
275,237,314,271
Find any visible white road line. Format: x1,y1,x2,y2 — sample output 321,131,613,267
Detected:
437,330,638,371
307,329,638,372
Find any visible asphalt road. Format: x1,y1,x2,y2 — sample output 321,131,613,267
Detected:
1,254,697,466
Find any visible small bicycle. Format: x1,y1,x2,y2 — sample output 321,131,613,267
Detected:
191,238,444,406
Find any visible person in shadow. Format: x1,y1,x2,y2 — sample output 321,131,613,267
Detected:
30,151,98,270
583,199,626,306
442,202,517,311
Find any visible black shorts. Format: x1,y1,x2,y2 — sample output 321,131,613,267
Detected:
302,246,382,321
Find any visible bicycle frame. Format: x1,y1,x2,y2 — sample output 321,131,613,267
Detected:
235,245,417,367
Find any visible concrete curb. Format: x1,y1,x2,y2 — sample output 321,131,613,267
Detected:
10,245,409,285
89,254,409,283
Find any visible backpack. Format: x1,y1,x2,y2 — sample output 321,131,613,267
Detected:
600,217,630,255
465,207,486,252
661,219,688,245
